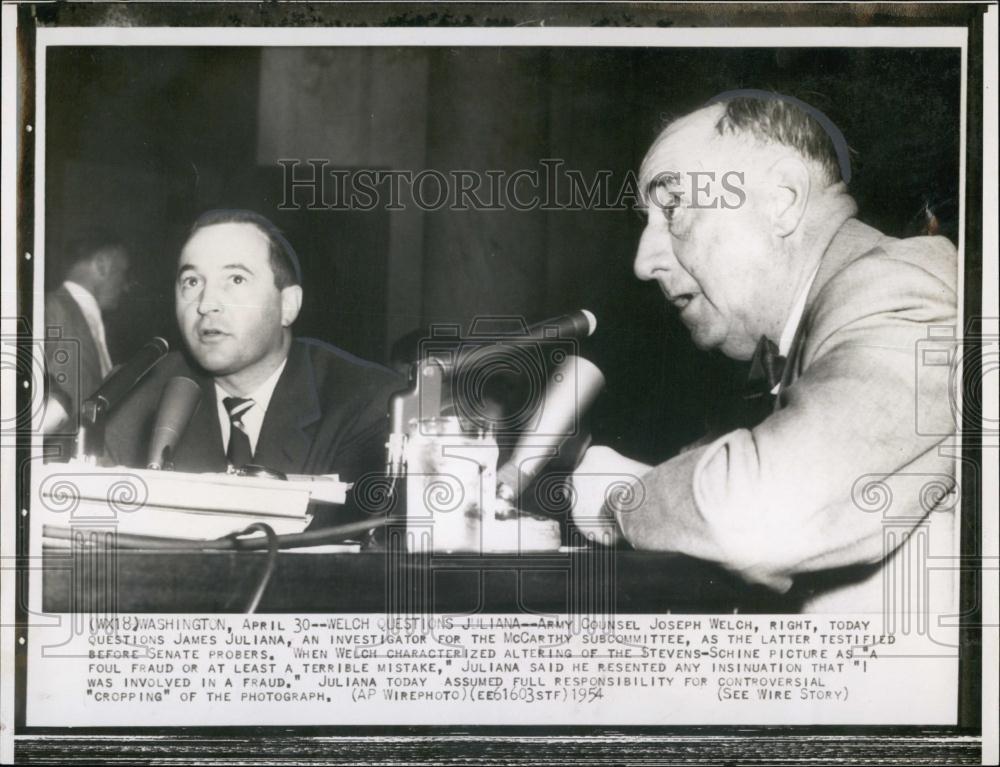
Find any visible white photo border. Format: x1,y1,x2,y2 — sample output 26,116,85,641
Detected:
3,3,995,764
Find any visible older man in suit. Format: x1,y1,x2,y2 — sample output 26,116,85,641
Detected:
103,210,401,528
573,95,958,612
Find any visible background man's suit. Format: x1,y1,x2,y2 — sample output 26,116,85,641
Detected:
44,285,107,456
104,337,403,528
618,218,958,612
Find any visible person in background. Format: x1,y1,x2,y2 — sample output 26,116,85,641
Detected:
42,231,131,452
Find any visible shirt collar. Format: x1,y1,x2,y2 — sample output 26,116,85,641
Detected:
776,190,858,356
777,262,822,357
214,356,288,413
62,280,102,321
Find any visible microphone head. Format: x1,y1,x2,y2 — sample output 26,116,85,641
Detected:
149,337,170,354
146,376,201,469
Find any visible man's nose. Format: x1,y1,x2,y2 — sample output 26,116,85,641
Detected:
196,283,224,314
633,225,676,281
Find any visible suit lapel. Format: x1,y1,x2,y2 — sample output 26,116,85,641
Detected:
780,218,889,393
254,341,323,473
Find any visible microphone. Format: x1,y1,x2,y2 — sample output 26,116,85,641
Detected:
81,337,169,426
146,376,201,470
427,310,598,373
524,309,597,341
386,311,599,479
496,354,606,500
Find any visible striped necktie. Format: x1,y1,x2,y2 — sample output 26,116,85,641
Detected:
222,396,254,469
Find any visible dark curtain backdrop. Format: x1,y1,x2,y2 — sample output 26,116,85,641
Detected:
45,46,961,463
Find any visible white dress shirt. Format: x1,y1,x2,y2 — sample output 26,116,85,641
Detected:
214,358,288,455
772,263,822,394
62,280,112,377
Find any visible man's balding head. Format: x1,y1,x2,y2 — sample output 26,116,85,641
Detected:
711,95,844,185
634,94,856,360
639,97,845,207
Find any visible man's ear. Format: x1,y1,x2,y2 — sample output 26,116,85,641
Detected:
279,285,303,327
768,156,811,238
92,250,112,277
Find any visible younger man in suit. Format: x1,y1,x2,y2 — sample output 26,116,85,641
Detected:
103,210,401,527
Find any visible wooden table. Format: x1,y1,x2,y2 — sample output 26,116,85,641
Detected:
42,545,798,613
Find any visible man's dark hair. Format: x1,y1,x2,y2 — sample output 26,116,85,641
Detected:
65,229,128,267
710,92,847,185
188,209,302,289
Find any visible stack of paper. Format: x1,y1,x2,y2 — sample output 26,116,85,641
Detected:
36,465,348,542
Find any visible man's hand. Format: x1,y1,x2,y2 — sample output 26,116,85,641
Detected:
570,445,652,546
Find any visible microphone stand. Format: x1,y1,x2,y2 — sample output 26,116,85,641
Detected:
75,399,104,464
73,337,170,463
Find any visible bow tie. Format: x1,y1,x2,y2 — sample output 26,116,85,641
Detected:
748,336,787,392
706,337,787,435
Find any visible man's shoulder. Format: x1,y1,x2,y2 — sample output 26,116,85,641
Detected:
822,219,957,297
798,221,958,363
45,284,68,303
45,285,106,360
44,285,74,318
295,337,403,393
809,221,957,326
863,222,955,285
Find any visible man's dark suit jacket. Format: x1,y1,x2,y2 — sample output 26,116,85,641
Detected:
44,284,107,458
103,338,403,528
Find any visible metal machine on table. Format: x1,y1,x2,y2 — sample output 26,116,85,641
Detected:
385,310,605,553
